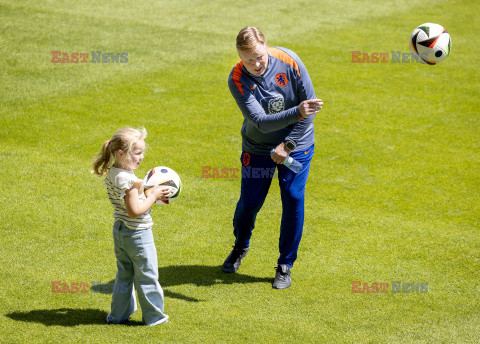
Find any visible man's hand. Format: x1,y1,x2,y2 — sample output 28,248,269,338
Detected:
299,99,323,118
270,142,290,164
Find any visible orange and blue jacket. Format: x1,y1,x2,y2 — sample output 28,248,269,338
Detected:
228,46,317,155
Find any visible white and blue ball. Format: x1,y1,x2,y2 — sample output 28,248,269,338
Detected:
143,166,182,205
409,23,451,65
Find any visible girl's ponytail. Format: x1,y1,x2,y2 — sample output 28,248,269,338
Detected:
92,140,113,176
91,127,146,177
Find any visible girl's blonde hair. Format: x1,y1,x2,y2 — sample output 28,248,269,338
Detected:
92,127,147,176
236,26,266,51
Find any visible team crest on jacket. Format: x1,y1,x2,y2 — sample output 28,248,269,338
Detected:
275,73,288,87
267,96,285,114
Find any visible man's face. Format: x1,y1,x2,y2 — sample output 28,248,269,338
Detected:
238,42,269,77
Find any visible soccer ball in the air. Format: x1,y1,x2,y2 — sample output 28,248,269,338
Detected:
409,23,451,65
143,166,182,205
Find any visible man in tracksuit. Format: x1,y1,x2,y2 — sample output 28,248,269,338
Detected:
223,26,323,289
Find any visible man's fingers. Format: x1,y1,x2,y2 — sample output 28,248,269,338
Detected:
310,100,323,112
305,99,323,110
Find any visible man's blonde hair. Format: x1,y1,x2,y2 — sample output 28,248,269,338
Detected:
236,26,266,51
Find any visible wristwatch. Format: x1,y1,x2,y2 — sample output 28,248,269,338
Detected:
284,140,296,151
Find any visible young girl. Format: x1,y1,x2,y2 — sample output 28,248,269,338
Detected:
92,127,170,326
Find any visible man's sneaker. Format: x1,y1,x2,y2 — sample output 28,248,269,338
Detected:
222,246,249,273
272,264,291,289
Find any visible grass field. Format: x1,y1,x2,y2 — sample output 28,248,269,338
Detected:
1,0,479,342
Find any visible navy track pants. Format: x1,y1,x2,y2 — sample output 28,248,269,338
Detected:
232,144,314,267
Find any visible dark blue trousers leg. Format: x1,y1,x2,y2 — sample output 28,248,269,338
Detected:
233,152,276,249
277,145,314,267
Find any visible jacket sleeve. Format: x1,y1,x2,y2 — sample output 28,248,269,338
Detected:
284,54,317,144
228,76,303,133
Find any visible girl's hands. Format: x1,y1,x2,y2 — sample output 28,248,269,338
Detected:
150,185,173,201
125,184,172,219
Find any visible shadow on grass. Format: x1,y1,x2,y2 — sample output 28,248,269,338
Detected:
6,266,268,325
159,264,273,302
86,265,272,303
100,264,273,302
5,308,143,327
